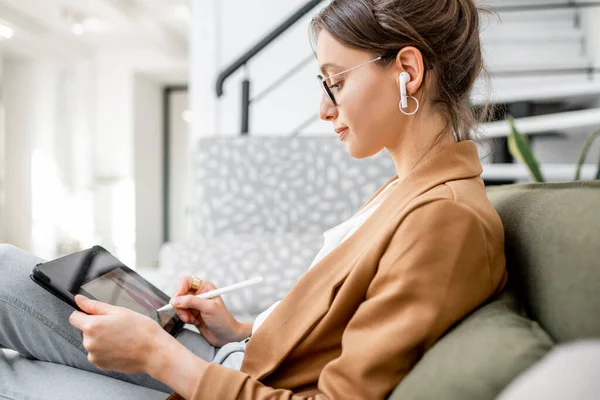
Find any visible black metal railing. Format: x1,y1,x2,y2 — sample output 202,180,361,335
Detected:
215,0,324,134
216,0,600,136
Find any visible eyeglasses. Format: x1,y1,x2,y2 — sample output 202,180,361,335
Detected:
317,56,382,106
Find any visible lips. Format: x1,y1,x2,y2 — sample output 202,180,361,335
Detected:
335,127,349,141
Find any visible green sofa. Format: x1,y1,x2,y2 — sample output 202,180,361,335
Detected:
390,181,600,400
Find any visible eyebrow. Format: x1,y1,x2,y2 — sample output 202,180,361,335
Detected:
319,62,344,75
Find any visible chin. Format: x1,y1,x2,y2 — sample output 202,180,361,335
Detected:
345,142,382,160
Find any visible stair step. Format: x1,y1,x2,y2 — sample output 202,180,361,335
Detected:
481,28,584,43
472,79,600,105
480,108,600,138
475,72,600,97
489,9,578,23
485,48,587,70
486,57,591,74
481,0,579,17
482,0,574,7
480,6,579,33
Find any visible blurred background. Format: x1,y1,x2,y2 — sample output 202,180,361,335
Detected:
0,0,599,269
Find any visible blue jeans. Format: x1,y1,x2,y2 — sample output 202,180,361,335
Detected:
0,244,246,399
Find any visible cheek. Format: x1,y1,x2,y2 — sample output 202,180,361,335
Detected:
341,79,400,141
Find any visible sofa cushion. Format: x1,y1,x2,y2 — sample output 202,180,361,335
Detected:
487,181,600,343
390,289,554,400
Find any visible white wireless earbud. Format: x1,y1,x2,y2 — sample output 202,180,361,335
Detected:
399,72,410,109
398,72,419,116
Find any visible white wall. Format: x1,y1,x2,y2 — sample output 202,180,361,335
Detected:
2,59,51,253
92,51,136,265
189,0,219,139
0,0,188,262
1,57,97,257
133,78,190,268
133,74,163,268
91,48,187,267
190,0,329,139
0,54,5,242
2,58,35,250
583,7,600,71
0,48,179,265
168,90,191,244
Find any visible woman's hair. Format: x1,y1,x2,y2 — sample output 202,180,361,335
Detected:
310,0,492,143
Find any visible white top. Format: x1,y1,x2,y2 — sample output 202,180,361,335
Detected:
251,178,399,335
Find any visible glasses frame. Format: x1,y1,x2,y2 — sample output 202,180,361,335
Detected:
317,56,382,106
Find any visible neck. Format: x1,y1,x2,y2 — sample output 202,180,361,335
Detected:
385,107,455,181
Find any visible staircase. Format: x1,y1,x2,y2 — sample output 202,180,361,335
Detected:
475,0,600,182
214,0,600,183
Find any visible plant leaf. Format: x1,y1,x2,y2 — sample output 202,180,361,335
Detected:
507,116,545,182
596,148,600,181
507,127,526,164
575,128,600,181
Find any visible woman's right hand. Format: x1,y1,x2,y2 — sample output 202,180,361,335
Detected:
170,277,253,347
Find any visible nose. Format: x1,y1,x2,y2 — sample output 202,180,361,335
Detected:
319,93,338,121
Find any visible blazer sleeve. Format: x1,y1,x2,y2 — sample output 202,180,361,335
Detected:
184,199,499,400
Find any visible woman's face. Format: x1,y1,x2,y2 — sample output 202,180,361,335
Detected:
317,30,405,159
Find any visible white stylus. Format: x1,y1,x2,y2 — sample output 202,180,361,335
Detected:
156,276,264,313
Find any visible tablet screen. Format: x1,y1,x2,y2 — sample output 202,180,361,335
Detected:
33,247,183,336
82,267,166,315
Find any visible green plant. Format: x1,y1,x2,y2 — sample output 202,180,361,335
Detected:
506,116,545,182
506,116,600,182
575,128,600,181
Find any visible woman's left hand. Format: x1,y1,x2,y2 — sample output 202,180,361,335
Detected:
69,294,170,374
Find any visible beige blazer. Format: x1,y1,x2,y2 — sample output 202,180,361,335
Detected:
168,140,508,400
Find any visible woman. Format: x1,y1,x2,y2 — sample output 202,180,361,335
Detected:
0,0,508,399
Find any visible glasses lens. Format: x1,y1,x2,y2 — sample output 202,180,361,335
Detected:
318,75,336,105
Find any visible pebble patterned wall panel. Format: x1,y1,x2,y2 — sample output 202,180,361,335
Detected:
192,136,397,237
156,136,397,319
157,233,324,320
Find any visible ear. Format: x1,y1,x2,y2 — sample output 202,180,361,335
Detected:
393,46,425,95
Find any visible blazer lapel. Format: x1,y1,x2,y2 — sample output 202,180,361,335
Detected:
240,141,483,380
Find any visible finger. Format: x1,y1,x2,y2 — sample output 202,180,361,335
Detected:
198,280,217,293
196,318,211,338
176,309,192,323
178,308,202,324
69,310,90,331
75,295,113,316
170,294,212,313
172,278,217,300
174,276,192,297
188,314,200,325
189,308,202,320
188,312,205,326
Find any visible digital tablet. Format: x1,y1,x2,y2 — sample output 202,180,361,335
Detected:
31,246,184,337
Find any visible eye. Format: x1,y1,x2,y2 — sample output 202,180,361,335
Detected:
328,81,343,92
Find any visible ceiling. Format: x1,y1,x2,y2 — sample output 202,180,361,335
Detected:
0,0,190,81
